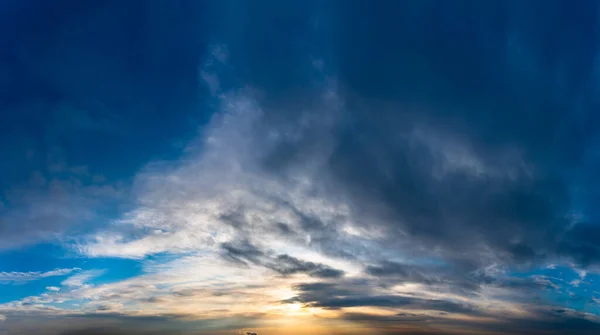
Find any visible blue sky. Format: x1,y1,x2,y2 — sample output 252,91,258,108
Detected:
2,1,600,334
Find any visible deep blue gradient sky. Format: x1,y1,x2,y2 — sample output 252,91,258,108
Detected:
2,1,600,334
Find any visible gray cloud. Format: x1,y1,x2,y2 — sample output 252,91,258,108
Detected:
221,0,600,273
285,282,481,315
221,241,344,279
343,307,600,335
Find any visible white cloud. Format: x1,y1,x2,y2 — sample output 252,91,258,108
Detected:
0,268,80,284
77,85,350,264
0,254,309,319
46,286,60,292
0,81,380,321
61,270,104,288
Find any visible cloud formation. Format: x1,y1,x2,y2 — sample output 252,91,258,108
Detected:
2,1,600,335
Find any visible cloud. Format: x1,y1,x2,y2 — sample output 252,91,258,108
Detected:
76,85,354,275
343,307,600,335
221,0,600,271
0,268,79,284
62,27,600,332
220,241,345,279
61,270,105,288
285,282,481,315
46,286,60,292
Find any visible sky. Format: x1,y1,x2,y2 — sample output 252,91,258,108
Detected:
2,0,600,334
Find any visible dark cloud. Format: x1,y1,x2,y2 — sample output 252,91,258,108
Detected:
366,262,440,286
275,113,572,267
481,308,600,335
220,241,344,278
269,254,344,278
364,261,563,297
282,277,595,334
215,0,600,274
344,308,600,335
220,240,265,266
285,282,481,315
342,311,433,323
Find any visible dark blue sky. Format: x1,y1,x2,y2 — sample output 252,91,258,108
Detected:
2,1,600,335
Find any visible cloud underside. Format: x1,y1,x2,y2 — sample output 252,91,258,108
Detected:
4,1,600,334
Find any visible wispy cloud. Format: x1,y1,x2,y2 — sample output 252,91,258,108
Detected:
0,268,80,284
61,270,105,288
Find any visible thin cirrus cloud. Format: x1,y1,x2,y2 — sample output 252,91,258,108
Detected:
0,269,80,284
